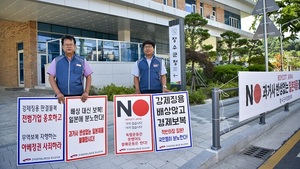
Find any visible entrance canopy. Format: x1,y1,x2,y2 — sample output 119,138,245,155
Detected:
0,0,170,47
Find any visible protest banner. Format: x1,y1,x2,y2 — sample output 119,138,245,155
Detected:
65,96,107,161
239,71,300,121
17,97,64,165
152,91,192,151
114,94,154,154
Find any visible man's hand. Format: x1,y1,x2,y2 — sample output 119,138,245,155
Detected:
57,93,65,104
81,92,89,102
163,88,171,93
162,85,171,93
135,89,141,94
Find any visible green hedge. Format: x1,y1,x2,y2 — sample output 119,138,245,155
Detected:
213,65,247,83
248,65,273,71
90,84,135,101
188,89,206,105
90,84,206,104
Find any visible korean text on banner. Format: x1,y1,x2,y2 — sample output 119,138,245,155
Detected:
114,94,154,154
65,96,107,161
17,98,64,165
152,91,192,151
239,71,300,121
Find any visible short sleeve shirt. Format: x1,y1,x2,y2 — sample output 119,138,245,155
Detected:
132,56,167,77
47,56,93,77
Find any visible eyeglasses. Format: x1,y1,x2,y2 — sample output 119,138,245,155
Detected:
63,44,75,47
144,45,153,49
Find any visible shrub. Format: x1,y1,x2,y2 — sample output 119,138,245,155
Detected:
200,81,238,100
213,65,247,84
91,84,207,105
92,84,135,101
247,65,273,71
218,82,238,99
188,89,206,105
89,85,99,95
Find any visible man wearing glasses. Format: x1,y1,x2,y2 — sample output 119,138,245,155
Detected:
132,40,169,94
47,35,93,104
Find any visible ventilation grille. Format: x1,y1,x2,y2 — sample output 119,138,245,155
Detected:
243,146,274,160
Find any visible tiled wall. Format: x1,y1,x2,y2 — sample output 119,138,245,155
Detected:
152,0,225,23
0,19,37,88
152,0,186,10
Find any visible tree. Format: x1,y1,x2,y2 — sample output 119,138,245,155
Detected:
247,39,263,60
272,53,282,71
218,31,248,64
275,0,300,41
250,0,300,71
285,50,300,70
285,39,300,51
251,1,299,40
184,13,215,91
248,56,265,65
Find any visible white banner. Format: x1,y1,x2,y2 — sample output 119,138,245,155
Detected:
152,91,192,151
239,71,300,121
114,94,154,154
65,96,107,161
169,24,182,85
17,98,64,165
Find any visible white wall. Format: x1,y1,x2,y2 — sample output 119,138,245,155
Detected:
36,0,184,26
89,62,134,88
45,62,135,89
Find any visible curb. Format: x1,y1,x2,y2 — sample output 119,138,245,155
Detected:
180,102,300,169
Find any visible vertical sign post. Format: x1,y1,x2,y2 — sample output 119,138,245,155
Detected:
252,0,280,71
169,18,186,90
252,0,280,123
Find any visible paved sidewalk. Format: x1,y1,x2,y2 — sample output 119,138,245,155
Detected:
0,86,299,169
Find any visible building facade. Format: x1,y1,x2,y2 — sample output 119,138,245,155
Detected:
0,0,255,89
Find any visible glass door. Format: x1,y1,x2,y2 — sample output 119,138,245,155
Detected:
37,54,47,85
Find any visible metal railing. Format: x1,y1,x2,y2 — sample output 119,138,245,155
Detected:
211,87,295,150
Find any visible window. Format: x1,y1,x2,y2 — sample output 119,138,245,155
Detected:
229,17,239,28
75,38,97,61
38,22,117,40
163,0,167,5
38,22,51,32
69,28,81,36
192,4,196,13
185,0,196,13
212,6,216,16
17,43,24,85
224,11,241,29
120,42,139,62
18,42,24,51
37,22,144,62
173,0,177,8
200,2,204,16
52,25,67,34
102,41,119,61
82,30,96,38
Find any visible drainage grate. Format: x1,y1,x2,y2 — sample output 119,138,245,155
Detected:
243,146,274,160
